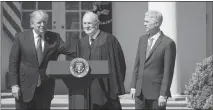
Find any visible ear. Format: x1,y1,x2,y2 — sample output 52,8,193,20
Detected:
96,20,100,25
30,23,34,28
155,22,159,27
94,20,100,28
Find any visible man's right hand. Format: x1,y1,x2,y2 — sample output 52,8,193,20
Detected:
130,88,136,100
11,85,20,100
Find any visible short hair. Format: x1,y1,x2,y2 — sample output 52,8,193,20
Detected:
83,11,99,23
145,10,163,26
30,10,48,27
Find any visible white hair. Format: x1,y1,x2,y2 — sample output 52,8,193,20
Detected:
83,11,99,22
145,10,163,26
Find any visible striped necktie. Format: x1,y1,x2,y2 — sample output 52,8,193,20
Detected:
36,35,43,65
36,35,43,86
146,38,154,59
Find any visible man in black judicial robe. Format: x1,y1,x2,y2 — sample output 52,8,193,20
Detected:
80,11,126,109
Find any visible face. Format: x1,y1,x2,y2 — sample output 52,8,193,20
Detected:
31,14,48,35
144,15,158,33
82,14,99,36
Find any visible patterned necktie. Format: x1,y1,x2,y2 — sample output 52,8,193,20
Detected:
146,38,154,59
37,35,43,65
36,35,43,87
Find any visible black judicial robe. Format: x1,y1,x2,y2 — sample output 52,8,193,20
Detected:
79,31,126,105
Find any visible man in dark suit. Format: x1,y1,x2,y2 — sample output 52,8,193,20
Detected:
80,11,126,109
130,10,176,109
8,10,78,110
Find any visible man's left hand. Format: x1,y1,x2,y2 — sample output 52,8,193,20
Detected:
158,96,167,107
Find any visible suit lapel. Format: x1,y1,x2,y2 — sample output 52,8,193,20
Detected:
40,32,50,66
28,30,40,65
43,32,50,57
142,34,149,60
145,32,163,62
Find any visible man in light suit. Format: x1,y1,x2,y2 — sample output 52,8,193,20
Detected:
130,10,176,109
8,10,78,110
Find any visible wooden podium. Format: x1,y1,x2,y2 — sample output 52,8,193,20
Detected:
46,59,109,109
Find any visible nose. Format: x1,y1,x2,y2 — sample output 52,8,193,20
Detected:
41,22,44,26
144,22,146,26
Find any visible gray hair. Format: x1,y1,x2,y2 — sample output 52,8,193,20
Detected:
145,10,163,26
83,11,99,23
30,10,48,27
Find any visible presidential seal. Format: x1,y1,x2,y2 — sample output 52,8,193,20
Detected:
70,58,89,78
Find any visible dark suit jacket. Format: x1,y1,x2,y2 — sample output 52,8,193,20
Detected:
8,30,78,102
131,31,176,99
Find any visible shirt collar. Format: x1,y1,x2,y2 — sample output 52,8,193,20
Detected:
149,30,161,41
90,29,100,40
33,29,44,39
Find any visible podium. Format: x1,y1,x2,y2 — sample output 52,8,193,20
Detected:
46,59,109,109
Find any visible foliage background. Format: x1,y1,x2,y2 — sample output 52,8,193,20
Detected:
185,55,213,109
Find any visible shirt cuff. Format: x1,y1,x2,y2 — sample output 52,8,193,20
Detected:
11,85,18,88
160,95,168,99
131,88,136,91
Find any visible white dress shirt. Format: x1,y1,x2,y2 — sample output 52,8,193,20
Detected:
33,30,45,52
148,30,161,49
89,29,100,45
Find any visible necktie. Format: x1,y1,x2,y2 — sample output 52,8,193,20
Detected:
36,35,43,86
37,35,43,65
146,38,154,59
90,38,95,45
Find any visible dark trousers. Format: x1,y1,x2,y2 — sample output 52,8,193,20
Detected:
15,80,55,110
92,98,122,110
135,92,166,110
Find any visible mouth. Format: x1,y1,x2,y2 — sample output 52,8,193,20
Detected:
40,28,45,31
85,29,91,31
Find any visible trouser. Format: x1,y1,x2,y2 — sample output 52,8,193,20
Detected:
15,79,55,110
135,91,166,110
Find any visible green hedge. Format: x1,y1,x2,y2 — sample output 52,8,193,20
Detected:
185,55,213,109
